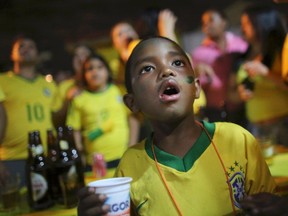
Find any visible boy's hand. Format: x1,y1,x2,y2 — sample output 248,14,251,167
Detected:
77,186,109,216
240,192,288,215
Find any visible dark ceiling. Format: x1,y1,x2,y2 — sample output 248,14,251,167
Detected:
0,0,287,72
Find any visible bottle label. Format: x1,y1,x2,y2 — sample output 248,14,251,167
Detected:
30,172,48,201
31,145,44,156
59,140,69,150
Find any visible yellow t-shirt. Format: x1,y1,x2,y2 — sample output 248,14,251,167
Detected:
193,89,206,115
237,57,288,123
115,121,276,216
0,71,57,160
51,78,75,112
0,85,5,101
66,84,129,177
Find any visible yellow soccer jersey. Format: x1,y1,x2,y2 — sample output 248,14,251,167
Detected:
66,84,129,169
193,89,206,115
0,85,5,101
51,78,75,112
237,60,288,123
115,121,276,216
0,71,57,160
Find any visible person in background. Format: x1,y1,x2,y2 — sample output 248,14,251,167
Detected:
239,2,288,215
110,9,178,146
51,44,94,128
77,36,276,216
191,9,248,126
0,35,57,187
237,5,288,146
66,53,129,178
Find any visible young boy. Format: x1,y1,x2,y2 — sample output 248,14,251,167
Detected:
77,37,276,216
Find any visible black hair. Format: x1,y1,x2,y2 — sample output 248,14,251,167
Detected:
243,5,287,67
11,33,38,52
125,36,191,93
81,53,113,87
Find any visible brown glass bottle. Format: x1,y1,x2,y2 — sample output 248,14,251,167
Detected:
26,130,54,210
55,126,78,208
46,129,62,202
65,125,85,189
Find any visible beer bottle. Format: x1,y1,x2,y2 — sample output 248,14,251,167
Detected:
46,129,62,201
55,126,78,208
26,130,54,210
65,125,85,188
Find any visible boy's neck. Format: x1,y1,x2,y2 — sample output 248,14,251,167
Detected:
151,117,202,158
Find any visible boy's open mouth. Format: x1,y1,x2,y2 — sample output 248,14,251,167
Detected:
159,79,180,103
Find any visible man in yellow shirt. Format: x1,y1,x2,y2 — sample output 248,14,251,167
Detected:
0,36,57,187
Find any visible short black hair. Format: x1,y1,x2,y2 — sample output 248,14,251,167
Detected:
11,33,38,51
125,36,191,93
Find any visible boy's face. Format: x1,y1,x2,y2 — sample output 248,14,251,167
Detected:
124,38,200,123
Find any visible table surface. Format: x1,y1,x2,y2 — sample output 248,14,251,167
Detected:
4,145,288,216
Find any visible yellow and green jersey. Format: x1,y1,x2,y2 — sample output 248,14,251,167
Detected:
51,78,75,112
0,71,57,160
66,84,129,176
115,121,276,216
0,85,5,101
237,56,288,123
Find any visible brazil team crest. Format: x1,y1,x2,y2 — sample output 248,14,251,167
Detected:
226,161,246,208
43,87,52,97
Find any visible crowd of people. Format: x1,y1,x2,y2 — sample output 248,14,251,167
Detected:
0,3,288,215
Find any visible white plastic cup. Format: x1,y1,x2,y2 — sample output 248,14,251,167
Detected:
88,177,133,216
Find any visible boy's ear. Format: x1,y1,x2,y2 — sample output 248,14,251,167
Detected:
194,78,201,99
123,93,140,113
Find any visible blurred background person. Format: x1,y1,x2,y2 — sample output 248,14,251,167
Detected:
0,35,57,187
237,4,288,146
51,44,94,128
191,9,248,126
240,1,288,214
66,53,129,178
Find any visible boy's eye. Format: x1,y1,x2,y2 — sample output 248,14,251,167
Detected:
173,60,184,67
140,66,153,74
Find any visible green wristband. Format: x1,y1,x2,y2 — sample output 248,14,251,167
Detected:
87,128,103,141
